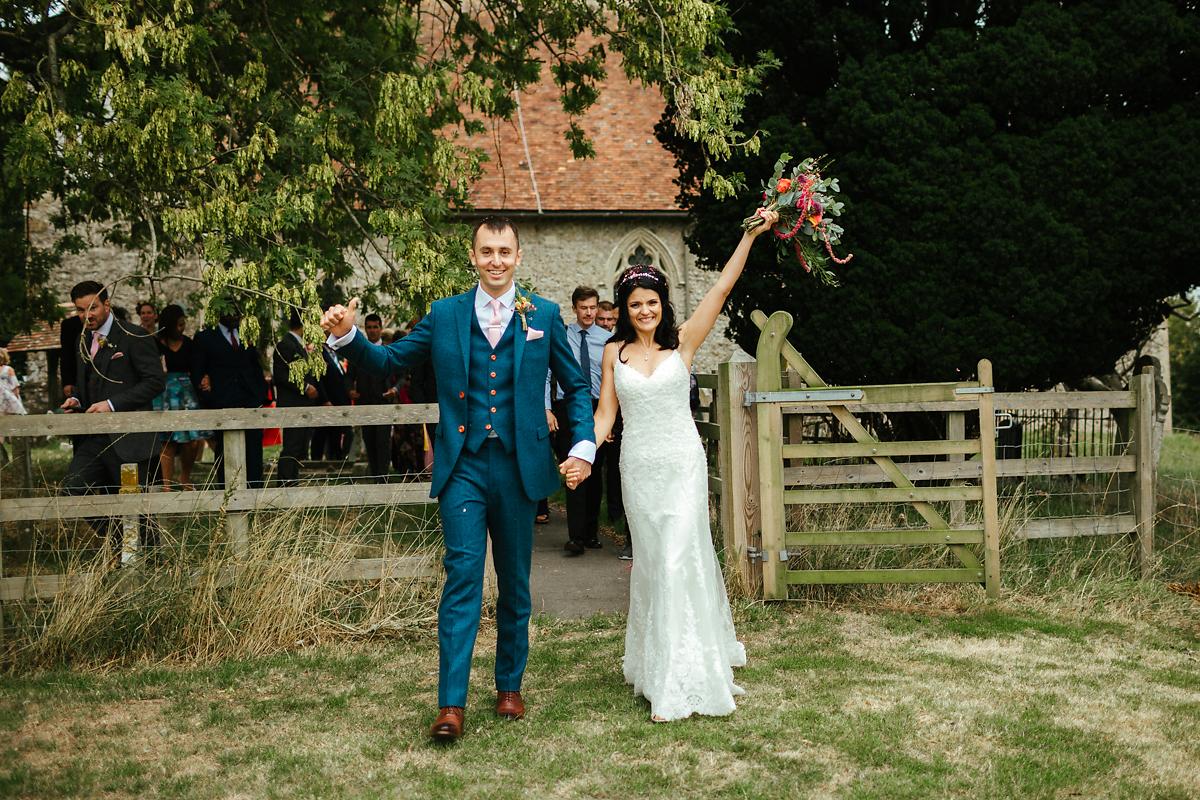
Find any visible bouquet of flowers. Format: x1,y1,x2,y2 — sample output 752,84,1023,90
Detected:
743,153,852,286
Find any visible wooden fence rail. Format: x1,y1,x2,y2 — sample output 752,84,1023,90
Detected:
0,404,445,603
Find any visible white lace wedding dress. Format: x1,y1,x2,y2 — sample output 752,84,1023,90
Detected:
616,349,746,720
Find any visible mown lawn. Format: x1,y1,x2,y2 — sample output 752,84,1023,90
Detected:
3,601,1198,799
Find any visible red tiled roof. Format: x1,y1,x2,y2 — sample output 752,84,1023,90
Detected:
5,308,72,353
466,48,682,213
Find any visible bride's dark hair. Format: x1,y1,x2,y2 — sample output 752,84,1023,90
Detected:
612,264,679,360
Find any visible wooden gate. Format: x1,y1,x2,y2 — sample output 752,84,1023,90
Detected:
749,311,1001,599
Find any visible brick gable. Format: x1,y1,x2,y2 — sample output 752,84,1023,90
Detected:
466,50,682,213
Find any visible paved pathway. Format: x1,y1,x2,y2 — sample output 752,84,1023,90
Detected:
528,507,630,619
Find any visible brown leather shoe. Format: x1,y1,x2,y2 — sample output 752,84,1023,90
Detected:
429,706,464,741
496,691,525,720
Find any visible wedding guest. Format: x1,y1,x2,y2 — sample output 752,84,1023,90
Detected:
554,286,611,555
192,305,267,488
60,280,165,552
0,347,27,463
152,305,210,490
312,343,353,460
273,310,323,485
0,348,26,416
596,300,617,332
350,313,398,480
59,312,83,400
393,322,437,476
136,301,158,336
589,301,628,555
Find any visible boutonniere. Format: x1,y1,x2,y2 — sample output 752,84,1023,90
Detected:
97,335,109,349
513,287,537,331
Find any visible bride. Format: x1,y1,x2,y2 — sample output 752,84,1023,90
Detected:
564,208,779,721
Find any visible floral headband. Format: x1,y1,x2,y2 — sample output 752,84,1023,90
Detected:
616,265,664,290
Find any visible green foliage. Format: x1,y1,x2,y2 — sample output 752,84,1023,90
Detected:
1168,302,1200,430
664,1,1200,390
1,0,770,367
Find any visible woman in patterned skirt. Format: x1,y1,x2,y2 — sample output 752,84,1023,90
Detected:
153,305,212,489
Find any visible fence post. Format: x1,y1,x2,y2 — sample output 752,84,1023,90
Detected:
755,312,792,600
22,438,32,499
119,463,140,566
1134,366,1156,579
222,429,250,558
717,357,761,598
977,359,1001,598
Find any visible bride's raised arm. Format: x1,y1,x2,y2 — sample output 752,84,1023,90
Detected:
678,208,779,362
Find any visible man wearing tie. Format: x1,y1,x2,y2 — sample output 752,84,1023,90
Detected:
192,306,268,488
320,217,594,740
552,286,611,555
61,280,165,554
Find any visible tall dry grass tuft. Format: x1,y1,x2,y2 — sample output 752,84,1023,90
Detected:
718,482,1198,628
4,503,442,672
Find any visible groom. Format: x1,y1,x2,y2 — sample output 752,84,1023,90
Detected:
321,216,595,741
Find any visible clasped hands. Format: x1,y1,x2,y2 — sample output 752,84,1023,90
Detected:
559,456,591,490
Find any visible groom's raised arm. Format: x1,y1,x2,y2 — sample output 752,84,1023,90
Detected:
327,312,434,377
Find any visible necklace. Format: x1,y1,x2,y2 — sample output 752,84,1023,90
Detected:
639,341,654,362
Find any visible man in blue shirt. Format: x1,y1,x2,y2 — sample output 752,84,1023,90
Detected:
552,286,611,555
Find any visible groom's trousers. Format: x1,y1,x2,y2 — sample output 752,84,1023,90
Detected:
436,437,537,708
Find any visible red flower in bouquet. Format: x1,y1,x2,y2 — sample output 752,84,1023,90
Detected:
743,153,853,287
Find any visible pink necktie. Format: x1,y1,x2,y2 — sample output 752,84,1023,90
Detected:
89,333,101,358
486,299,503,348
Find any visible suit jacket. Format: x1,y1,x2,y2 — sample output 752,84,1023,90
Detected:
338,290,593,499
348,339,395,406
60,314,84,391
318,347,352,407
72,317,165,463
272,333,323,407
192,327,268,410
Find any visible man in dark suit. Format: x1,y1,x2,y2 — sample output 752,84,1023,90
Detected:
59,312,84,400
349,313,397,480
61,280,165,552
192,307,267,488
552,286,611,555
272,310,323,485
311,337,353,460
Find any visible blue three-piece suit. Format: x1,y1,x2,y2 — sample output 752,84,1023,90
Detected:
335,287,594,707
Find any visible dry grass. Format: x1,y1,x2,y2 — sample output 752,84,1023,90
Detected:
2,504,442,672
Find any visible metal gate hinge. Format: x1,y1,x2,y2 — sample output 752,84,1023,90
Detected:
746,546,765,563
